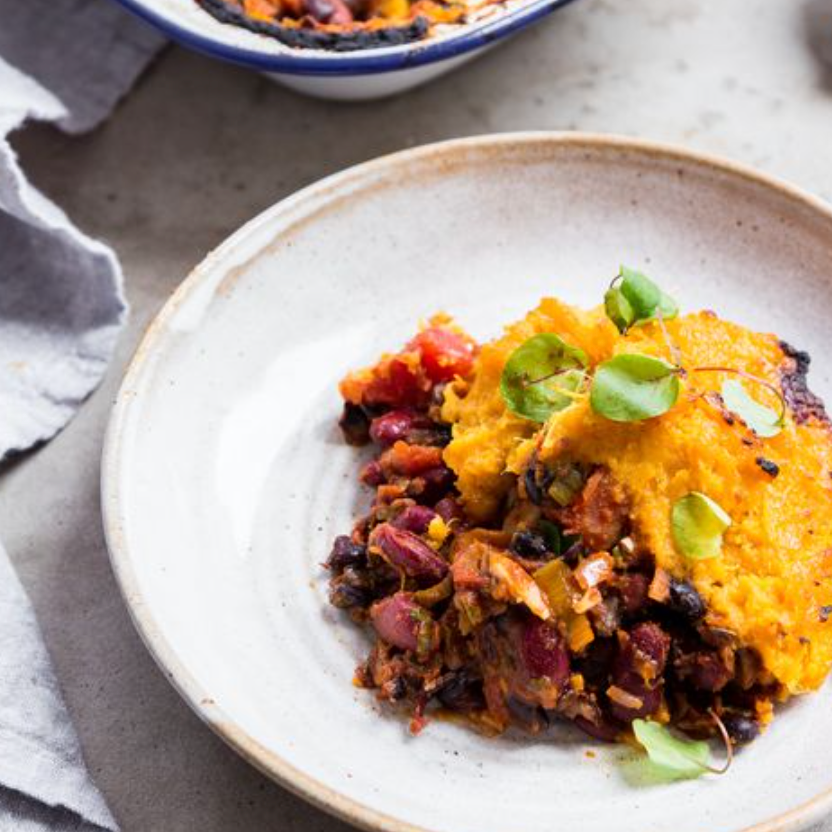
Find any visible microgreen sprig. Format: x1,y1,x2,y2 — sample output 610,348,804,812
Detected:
632,713,733,780
671,492,732,560
604,266,679,334
499,268,788,435
589,354,680,422
500,334,589,423
693,368,786,437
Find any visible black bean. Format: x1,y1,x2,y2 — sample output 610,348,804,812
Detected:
326,536,367,572
436,671,485,711
423,423,453,447
723,713,760,744
328,580,370,609
668,579,706,621
575,637,616,688
339,402,371,445
524,465,543,505
388,676,407,701
510,530,550,560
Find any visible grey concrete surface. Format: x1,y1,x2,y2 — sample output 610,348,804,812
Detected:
2,0,832,829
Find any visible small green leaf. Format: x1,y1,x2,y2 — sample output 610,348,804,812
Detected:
721,379,783,438
604,286,636,333
632,720,711,780
671,492,732,560
619,266,661,320
500,334,588,423
605,267,680,333
590,354,680,422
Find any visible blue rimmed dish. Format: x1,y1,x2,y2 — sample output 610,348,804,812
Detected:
110,0,581,99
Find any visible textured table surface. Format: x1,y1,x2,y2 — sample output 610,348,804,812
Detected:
3,0,832,829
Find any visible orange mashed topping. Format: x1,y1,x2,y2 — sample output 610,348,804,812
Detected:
442,300,832,695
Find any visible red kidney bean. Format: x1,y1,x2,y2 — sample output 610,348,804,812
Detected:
303,0,353,23
391,505,437,535
359,460,385,487
327,0,353,23
617,572,649,615
679,651,732,692
609,622,670,722
370,410,420,447
416,466,455,502
370,593,421,651
521,619,569,687
370,523,449,582
609,682,662,723
629,621,671,667
304,0,334,20
434,496,462,523
370,412,451,449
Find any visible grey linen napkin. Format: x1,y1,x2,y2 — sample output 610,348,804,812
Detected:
0,1,164,829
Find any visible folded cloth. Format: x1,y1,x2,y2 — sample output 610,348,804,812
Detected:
0,544,117,832
0,1,165,829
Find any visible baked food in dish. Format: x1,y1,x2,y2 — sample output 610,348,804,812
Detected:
197,0,497,50
325,269,832,767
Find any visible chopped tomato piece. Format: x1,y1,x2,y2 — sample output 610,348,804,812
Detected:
409,327,476,383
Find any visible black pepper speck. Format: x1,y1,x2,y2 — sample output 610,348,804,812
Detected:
755,457,779,477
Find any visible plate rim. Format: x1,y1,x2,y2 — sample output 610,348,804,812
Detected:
108,0,581,76
102,131,832,832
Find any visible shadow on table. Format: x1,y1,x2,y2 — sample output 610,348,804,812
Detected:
804,0,832,91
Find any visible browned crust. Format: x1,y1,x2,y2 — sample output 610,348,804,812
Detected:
779,340,830,426
197,0,430,50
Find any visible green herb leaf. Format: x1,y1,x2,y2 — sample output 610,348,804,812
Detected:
605,267,680,333
671,492,732,560
603,285,636,333
589,354,680,422
538,520,578,556
619,266,661,319
500,334,588,423
721,379,783,438
632,719,711,780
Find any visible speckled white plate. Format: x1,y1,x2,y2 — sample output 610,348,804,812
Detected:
103,133,832,832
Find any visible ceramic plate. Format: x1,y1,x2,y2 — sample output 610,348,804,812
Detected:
103,134,832,832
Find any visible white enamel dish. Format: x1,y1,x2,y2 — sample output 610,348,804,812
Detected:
110,0,580,100
103,133,832,832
